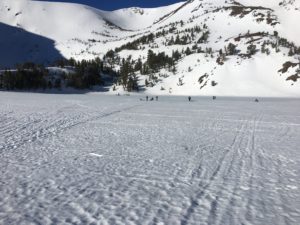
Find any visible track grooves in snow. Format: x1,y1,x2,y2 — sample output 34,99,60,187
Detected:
180,117,251,225
0,104,141,154
0,93,299,225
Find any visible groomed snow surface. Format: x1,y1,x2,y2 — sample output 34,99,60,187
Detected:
0,92,300,225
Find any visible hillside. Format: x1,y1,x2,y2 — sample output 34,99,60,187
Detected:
0,0,300,97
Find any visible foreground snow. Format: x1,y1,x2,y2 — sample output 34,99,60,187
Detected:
0,92,299,225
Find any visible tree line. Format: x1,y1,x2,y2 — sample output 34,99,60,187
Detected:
0,58,115,91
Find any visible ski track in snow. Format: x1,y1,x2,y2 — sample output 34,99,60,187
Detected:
0,92,299,225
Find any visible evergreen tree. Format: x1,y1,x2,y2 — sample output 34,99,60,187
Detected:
185,47,192,56
227,43,237,55
247,44,257,55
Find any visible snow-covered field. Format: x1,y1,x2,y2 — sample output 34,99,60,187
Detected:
0,92,300,225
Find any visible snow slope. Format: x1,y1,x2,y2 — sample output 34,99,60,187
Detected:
0,0,300,96
0,92,300,224
0,22,64,67
0,0,182,59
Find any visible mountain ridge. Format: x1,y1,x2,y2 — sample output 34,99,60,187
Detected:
0,0,300,97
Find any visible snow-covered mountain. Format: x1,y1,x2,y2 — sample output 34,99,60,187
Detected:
0,0,300,97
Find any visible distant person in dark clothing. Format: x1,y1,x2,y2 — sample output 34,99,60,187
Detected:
150,97,154,101
156,96,158,101
188,96,191,102
213,96,216,100
255,98,259,102
146,96,149,101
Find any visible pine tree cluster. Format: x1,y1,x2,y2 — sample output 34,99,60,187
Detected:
0,58,114,91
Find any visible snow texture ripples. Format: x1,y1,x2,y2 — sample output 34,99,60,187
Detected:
0,92,299,225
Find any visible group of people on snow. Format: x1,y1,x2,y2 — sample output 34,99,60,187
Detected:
138,95,259,102
142,96,158,101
